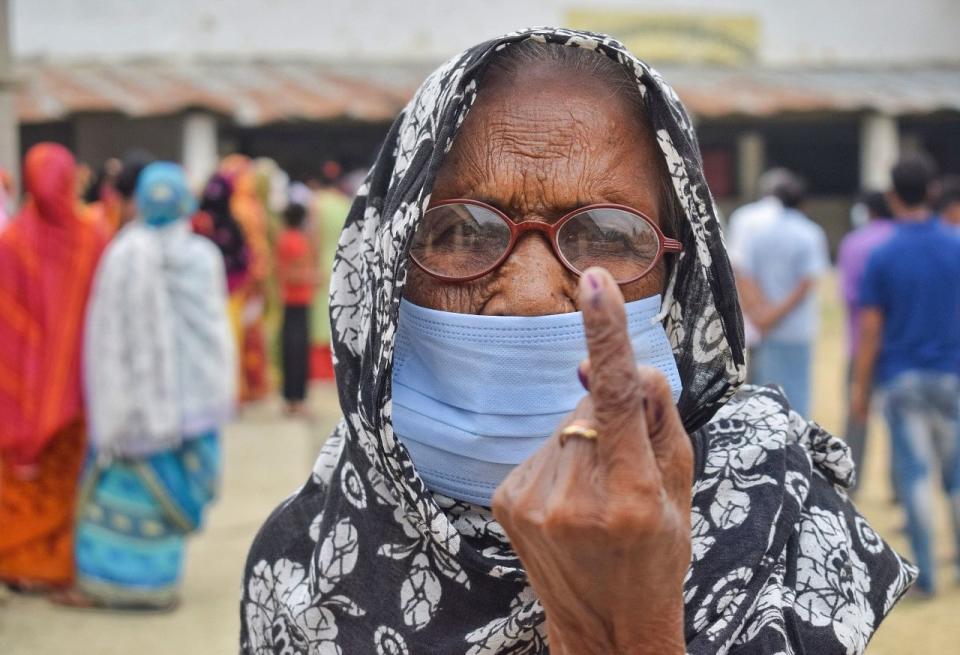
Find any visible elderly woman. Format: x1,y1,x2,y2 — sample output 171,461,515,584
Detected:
67,162,235,609
242,28,913,654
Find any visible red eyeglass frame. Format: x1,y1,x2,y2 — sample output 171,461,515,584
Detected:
410,198,684,284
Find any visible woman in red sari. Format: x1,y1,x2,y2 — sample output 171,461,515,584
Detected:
0,143,107,590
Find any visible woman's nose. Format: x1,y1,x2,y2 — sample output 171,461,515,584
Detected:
482,234,577,316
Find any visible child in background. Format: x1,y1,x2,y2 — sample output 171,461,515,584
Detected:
276,203,316,416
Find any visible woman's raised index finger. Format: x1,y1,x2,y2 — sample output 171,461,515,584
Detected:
578,267,644,424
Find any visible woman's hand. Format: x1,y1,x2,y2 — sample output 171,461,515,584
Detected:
492,267,693,655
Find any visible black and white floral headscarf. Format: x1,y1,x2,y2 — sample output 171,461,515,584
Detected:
242,27,914,655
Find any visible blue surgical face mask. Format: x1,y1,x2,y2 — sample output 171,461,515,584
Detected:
390,294,683,506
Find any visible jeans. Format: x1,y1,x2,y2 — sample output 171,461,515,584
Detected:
883,370,960,592
751,340,812,416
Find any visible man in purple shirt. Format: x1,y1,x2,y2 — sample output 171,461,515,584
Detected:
837,191,893,493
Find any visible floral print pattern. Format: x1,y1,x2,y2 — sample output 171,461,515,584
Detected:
240,27,915,654
373,626,409,655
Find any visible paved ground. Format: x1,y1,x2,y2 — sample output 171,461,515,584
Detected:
0,392,342,655
2,276,959,653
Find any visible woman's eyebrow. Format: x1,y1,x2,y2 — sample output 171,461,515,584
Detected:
470,196,572,221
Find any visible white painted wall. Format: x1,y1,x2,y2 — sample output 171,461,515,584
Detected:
13,0,960,66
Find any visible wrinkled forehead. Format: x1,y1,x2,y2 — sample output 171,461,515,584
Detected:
380,32,694,237
424,46,676,235
434,81,664,219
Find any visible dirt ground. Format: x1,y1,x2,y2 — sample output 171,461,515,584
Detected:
2,274,958,654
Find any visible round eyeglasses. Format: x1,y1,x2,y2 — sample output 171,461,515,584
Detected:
409,199,683,285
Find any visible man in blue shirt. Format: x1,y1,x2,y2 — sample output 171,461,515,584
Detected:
852,154,960,596
739,173,829,416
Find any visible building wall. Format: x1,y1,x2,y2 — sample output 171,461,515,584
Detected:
220,120,391,180
71,113,184,168
12,0,960,67
20,120,73,156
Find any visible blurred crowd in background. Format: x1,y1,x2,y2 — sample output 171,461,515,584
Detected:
727,157,960,598
0,144,355,610
0,148,360,389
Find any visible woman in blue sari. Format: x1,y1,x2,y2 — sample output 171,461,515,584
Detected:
61,162,235,610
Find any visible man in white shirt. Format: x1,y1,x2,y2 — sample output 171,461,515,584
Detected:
725,169,795,375
736,174,829,415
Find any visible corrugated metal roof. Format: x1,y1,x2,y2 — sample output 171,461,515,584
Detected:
14,59,429,125
659,66,960,117
12,59,960,125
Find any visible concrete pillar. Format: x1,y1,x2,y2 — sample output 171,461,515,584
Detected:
0,0,19,196
860,113,899,190
736,130,765,199
181,112,218,190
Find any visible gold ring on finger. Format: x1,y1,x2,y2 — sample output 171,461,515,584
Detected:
559,422,599,447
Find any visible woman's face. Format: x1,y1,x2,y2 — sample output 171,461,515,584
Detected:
404,65,670,316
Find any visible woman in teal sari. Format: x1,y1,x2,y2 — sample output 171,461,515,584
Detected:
62,162,235,610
